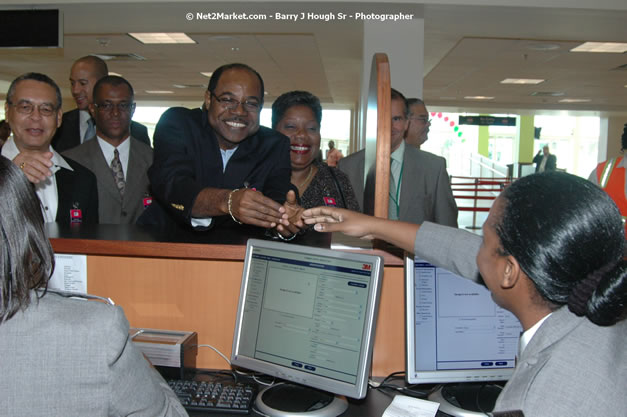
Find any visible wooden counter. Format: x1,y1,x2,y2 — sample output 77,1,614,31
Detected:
47,223,405,377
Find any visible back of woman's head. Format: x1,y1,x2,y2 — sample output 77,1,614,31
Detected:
0,156,54,322
271,91,322,129
496,171,626,326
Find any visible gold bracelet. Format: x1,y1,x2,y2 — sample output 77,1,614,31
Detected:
228,188,243,224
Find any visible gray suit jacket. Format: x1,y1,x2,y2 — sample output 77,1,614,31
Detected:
0,291,188,417
414,222,627,417
63,137,153,224
338,145,458,226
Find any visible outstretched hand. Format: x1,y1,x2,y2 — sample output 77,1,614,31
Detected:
229,188,285,228
301,206,376,240
12,151,54,184
276,190,305,237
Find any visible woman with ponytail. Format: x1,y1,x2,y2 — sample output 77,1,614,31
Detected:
302,171,627,417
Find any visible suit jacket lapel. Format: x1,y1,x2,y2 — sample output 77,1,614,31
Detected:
125,138,148,202
399,147,421,220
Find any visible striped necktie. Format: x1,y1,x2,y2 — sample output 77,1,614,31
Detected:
110,149,125,197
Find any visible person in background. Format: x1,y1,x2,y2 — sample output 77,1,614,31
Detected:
272,91,359,212
52,55,151,152
0,120,10,149
404,98,431,149
338,88,457,226
1,72,98,225
63,76,153,224
0,156,188,417
532,145,557,172
302,171,626,417
326,140,343,167
589,123,627,235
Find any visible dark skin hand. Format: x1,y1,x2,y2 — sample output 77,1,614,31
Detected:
276,190,306,237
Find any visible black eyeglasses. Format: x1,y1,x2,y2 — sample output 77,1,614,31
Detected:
8,100,58,117
210,92,261,112
409,116,431,124
94,102,135,113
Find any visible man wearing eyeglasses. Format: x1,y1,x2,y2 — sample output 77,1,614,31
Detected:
405,98,431,149
140,63,293,233
51,55,151,153
1,72,98,225
63,76,152,224
338,89,457,227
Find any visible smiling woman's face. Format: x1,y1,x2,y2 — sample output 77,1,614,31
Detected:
275,104,321,171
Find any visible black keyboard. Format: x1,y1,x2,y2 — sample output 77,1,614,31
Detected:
168,377,256,414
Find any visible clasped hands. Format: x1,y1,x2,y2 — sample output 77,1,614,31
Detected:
228,188,372,241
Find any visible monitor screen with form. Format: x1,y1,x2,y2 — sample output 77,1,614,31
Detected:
406,256,522,384
231,239,383,415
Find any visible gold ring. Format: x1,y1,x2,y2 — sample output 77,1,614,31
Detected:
19,162,25,170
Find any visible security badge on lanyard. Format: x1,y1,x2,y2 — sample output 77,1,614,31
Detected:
70,202,82,224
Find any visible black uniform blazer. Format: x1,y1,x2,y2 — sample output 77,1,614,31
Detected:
140,107,292,230
55,156,99,225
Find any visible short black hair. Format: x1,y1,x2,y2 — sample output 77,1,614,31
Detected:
92,75,135,102
271,90,322,129
391,88,408,117
6,72,62,110
208,63,264,103
495,172,627,326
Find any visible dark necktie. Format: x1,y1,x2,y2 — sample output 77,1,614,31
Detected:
110,149,125,197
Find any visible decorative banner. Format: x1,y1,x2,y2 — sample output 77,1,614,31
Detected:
459,115,516,126
432,112,464,141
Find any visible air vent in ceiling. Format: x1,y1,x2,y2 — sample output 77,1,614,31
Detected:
91,53,146,61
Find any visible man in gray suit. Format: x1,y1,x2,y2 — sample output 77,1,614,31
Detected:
338,90,457,226
64,75,152,224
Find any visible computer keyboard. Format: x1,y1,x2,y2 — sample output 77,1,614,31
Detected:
168,377,257,414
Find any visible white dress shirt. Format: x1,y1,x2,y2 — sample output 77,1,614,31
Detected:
1,136,74,222
97,135,131,179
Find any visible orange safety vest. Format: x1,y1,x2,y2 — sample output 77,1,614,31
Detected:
596,156,627,235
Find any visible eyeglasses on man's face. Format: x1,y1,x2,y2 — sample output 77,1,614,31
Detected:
210,92,261,112
94,102,136,113
8,100,58,117
409,116,431,124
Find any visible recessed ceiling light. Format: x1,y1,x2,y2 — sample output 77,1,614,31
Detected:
145,90,174,94
501,78,545,85
231,47,240,52
570,42,627,53
108,72,123,77
200,72,213,78
464,96,494,100
558,98,591,103
129,33,196,44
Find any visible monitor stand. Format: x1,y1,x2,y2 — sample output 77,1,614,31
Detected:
428,383,502,417
255,382,348,417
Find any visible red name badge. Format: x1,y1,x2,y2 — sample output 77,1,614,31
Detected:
143,197,153,208
70,209,83,224
323,197,337,206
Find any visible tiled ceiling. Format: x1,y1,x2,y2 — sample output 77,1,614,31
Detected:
0,2,626,114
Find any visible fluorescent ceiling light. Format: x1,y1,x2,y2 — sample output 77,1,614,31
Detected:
570,42,627,53
108,72,123,77
464,96,494,100
558,98,591,103
145,90,174,94
129,33,196,44
501,78,545,85
200,72,213,78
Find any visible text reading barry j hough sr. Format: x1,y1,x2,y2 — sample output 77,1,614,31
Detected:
190,11,415,22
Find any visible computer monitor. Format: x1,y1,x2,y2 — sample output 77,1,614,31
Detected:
231,239,383,417
405,256,523,416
